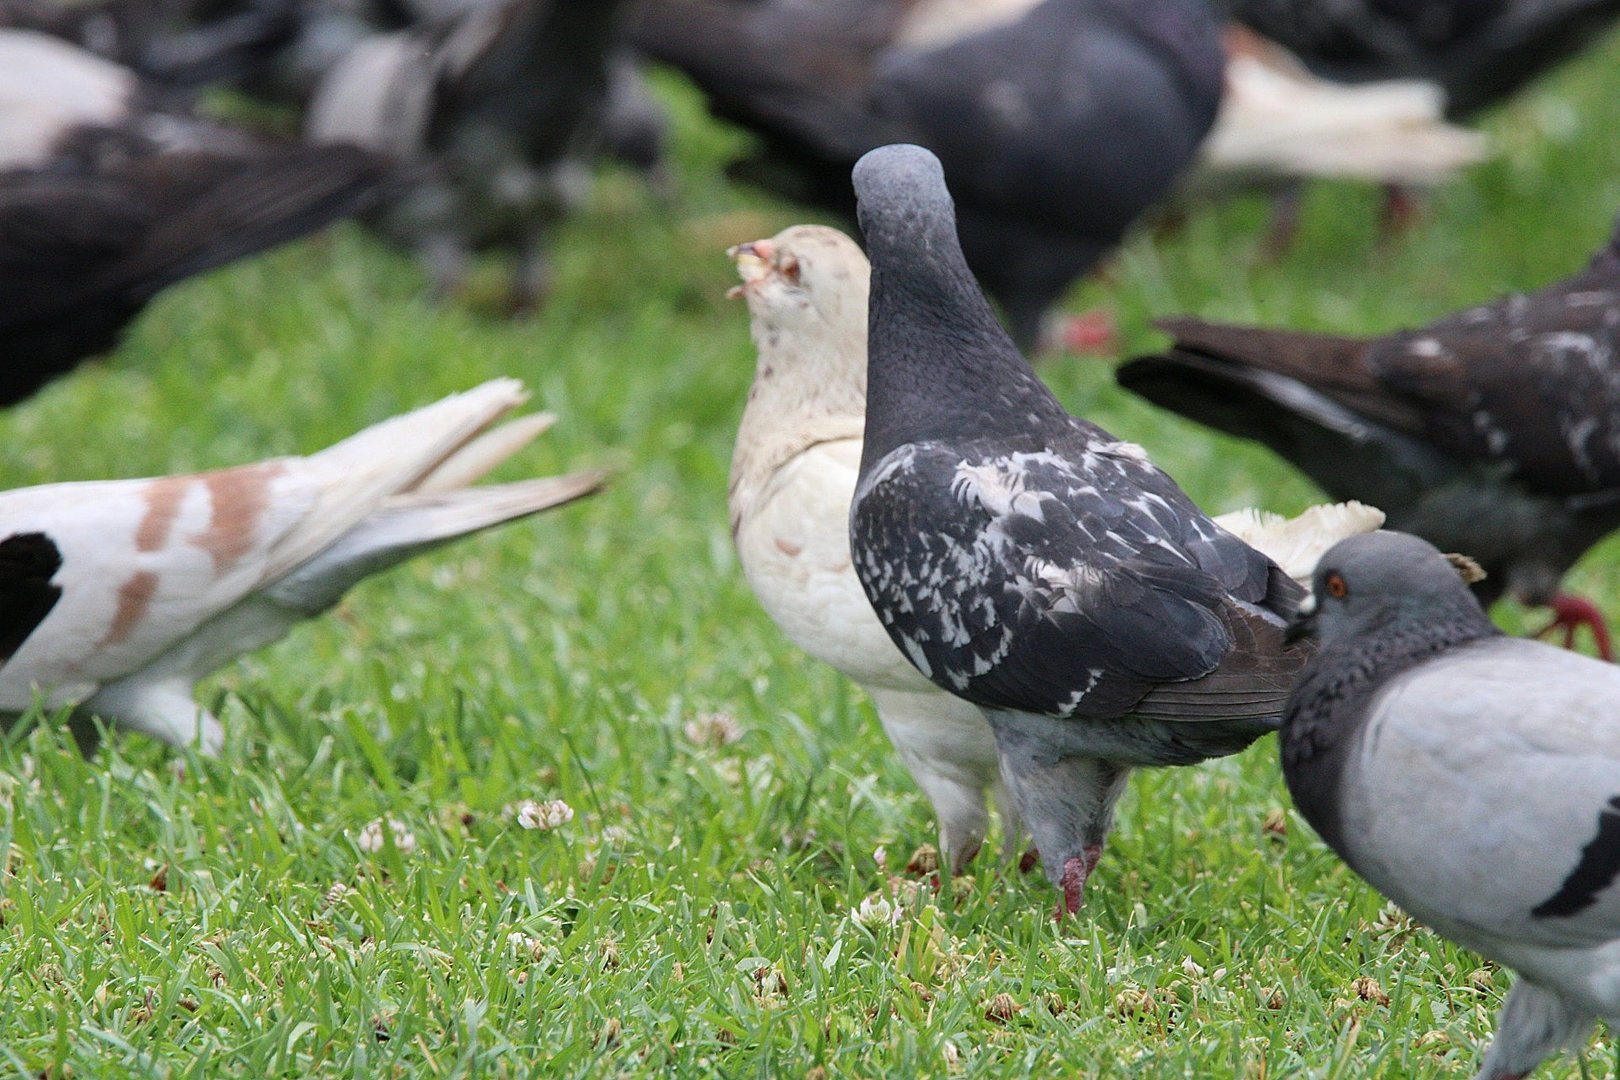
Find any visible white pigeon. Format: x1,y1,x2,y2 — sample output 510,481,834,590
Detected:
0,379,604,753
726,222,1382,875
1285,530,1620,1080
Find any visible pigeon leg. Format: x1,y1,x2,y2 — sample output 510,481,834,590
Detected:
1377,184,1421,243
1533,594,1614,661
1474,980,1592,1080
507,237,554,317
1257,183,1305,263
988,714,1131,914
82,679,223,755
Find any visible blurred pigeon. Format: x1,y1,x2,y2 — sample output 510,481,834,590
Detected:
629,0,1226,350
0,379,605,753
0,0,300,88
848,144,1333,914
1231,0,1620,118
728,223,1021,872
0,29,395,406
1282,530,1620,1080
306,0,628,312
1116,213,1620,660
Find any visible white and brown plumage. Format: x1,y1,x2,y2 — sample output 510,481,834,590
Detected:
0,379,604,752
727,224,1020,872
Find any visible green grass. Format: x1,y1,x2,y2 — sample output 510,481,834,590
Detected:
4,38,1620,1078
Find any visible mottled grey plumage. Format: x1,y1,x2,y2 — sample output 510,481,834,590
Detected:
1117,213,1620,657
630,0,1225,349
1232,0,1620,117
1283,530,1620,1080
849,144,1308,913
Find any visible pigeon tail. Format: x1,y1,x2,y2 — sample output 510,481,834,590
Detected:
264,469,606,614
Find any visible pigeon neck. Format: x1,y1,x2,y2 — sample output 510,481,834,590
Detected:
1280,604,1500,860
860,226,1070,463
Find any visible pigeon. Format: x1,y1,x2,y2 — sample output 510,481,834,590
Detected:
305,0,629,312
1230,0,1620,118
1116,211,1620,660
848,143,1335,914
727,223,1021,873
1194,27,1486,191
0,29,395,406
1282,530,1620,1080
0,378,606,753
0,0,300,89
628,0,1226,350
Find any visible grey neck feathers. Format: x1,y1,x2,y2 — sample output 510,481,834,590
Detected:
1280,598,1500,858
859,210,1072,465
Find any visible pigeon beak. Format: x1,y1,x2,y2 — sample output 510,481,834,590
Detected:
726,239,775,299
1284,594,1317,645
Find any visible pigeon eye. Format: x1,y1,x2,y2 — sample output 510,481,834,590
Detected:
779,255,801,285
1325,573,1348,599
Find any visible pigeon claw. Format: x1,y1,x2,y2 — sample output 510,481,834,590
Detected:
1054,854,1090,920
1534,593,1614,662
1018,846,1041,874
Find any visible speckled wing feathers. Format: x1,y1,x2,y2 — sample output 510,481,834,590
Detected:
851,422,1300,722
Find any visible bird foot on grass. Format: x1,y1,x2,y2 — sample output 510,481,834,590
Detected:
1039,310,1118,358
1534,593,1613,661
1018,847,1040,874
1052,844,1103,920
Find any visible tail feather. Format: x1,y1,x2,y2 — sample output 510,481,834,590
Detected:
263,379,531,582
104,142,397,301
1214,501,1385,586
264,469,607,613
414,412,558,493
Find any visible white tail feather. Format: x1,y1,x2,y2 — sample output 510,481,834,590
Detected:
414,412,558,494
1215,501,1386,587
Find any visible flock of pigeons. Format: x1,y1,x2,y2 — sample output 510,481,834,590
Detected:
4,1,1620,1077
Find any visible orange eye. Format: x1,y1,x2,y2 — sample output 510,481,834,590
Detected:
780,254,801,285
1325,573,1348,599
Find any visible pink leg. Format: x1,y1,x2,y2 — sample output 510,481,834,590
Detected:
1018,846,1040,874
1041,310,1118,357
1533,594,1614,662
1052,844,1104,920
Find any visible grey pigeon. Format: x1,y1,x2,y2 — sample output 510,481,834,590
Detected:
847,144,1311,915
1231,0,1620,117
1282,530,1620,1080
628,0,1226,350
0,29,394,406
1116,211,1620,660
306,0,628,312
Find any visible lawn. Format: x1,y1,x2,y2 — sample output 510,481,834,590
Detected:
3,33,1620,1079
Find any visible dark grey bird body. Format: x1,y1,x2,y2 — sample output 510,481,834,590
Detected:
1232,0,1620,117
1117,217,1620,653
849,144,1307,912
0,29,394,406
1283,530,1620,1080
306,0,627,310
630,0,1225,348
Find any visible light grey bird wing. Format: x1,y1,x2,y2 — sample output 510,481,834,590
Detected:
1343,636,1620,951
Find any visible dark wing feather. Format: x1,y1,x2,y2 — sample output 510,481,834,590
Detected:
851,428,1298,723
0,533,62,666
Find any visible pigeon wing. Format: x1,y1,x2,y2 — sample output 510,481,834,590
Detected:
851,435,1289,721
1344,637,1620,951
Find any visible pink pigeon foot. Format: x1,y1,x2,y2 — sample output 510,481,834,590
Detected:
1018,846,1041,874
1534,593,1613,661
1052,844,1104,919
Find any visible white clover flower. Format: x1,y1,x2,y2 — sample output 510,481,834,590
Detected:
357,817,416,855
683,711,742,748
511,798,574,831
325,882,353,905
851,893,903,930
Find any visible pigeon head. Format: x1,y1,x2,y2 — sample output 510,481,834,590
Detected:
1289,531,1496,650
0,531,64,664
729,225,869,357
851,144,1071,461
